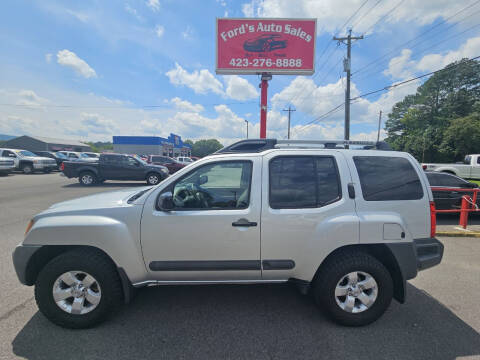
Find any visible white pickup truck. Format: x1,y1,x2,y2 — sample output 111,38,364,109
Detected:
422,154,480,179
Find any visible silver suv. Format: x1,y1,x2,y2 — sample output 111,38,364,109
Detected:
12,139,443,328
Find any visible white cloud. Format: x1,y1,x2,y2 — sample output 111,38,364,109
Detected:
146,0,160,11
224,75,259,100
68,113,118,137
416,36,480,71
383,36,480,81
56,50,97,78
16,90,48,107
125,4,143,21
170,97,204,112
155,25,165,38
165,63,224,95
182,26,194,40
65,9,89,23
241,0,475,34
45,53,52,63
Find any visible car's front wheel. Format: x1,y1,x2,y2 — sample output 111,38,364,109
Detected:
313,251,393,326
21,164,33,174
34,249,123,329
146,172,160,185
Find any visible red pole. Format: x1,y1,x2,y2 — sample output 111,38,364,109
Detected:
260,77,269,138
459,195,471,229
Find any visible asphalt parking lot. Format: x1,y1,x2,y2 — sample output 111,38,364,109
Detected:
0,173,479,360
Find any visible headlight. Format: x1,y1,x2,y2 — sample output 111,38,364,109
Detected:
25,219,34,236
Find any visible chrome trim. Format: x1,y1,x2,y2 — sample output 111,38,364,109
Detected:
133,279,288,288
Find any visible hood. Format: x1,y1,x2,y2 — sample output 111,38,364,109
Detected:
37,186,153,217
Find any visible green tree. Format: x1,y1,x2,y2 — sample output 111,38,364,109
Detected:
385,59,480,162
191,139,223,157
83,141,113,153
184,139,194,147
439,112,480,161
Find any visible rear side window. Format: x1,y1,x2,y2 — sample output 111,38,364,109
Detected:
269,156,341,209
353,156,423,201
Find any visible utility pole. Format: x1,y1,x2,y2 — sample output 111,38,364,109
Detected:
376,110,382,142
245,119,249,139
333,29,363,142
283,106,296,139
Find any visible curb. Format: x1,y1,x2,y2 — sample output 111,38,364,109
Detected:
436,231,480,238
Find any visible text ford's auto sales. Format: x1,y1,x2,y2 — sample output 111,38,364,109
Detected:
220,22,313,43
216,18,316,75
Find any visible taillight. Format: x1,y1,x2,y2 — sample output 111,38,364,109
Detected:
430,201,436,238
60,162,65,171
422,164,427,170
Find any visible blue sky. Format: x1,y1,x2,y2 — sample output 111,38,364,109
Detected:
1,0,479,144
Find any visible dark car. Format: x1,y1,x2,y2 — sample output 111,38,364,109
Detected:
147,155,185,174
425,171,479,210
62,153,169,186
243,34,287,52
34,151,68,170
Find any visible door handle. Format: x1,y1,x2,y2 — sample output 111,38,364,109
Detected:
348,183,355,199
232,218,257,227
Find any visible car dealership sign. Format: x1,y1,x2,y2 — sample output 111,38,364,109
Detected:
216,18,316,75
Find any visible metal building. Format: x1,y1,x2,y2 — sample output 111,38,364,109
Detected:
113,133,191,157
3,135,91,152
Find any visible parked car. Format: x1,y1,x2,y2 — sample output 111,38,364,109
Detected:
58,151,97,162
147,155,185,174
176,156,194,165
422,154,480,179
62,153,169,185
13,139,443,329
82,152,100,159
34,151,68,170
0,148,57,174
425,171,479,210
0,156,15,175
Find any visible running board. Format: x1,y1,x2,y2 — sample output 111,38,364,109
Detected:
133,279,289,288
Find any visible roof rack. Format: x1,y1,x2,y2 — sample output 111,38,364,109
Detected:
215,139,391,154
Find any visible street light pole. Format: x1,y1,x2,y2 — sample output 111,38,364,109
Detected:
245,119,249,139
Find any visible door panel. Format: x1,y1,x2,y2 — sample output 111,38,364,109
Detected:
140,157,262,280
260,151,359,281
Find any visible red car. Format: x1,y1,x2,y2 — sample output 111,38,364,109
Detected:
147,155,185,174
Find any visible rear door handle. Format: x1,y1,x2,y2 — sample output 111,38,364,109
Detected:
232,218,257,227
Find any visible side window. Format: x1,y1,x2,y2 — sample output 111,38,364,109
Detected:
124,157,138,166
477,157,480,165
269,156,341,209
436,173,467,187
3,150,16,158
353,156,423,201
103,155,121,165
172,161,252,210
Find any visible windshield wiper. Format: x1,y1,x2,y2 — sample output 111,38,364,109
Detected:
127,188,152,203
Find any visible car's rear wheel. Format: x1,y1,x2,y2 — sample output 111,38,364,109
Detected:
146,172,160,185
79,171,96,186
313,251,393,326
34,248,123,329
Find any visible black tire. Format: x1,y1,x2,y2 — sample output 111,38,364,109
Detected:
21,163,33,174
146,172,161,185
313,251,393,327
79,171,97,186
34,248,123,329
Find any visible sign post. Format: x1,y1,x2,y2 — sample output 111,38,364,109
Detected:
216,18,316,138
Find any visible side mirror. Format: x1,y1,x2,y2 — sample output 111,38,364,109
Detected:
157,191,174,211
199,175,208,185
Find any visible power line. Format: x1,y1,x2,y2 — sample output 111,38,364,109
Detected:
353,0,480,76
350,0,383,31
361,0,406,36
291,102,345,136
354,19,480,82
337,0,370,35
350,55,480,101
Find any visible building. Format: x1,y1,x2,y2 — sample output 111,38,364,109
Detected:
3,135,91,152
113,134,191,157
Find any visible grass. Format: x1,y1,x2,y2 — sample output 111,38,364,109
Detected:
469,179,480,185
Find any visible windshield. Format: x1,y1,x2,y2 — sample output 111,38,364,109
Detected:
132,155,148,165
17,150,38,157
55,152,68,159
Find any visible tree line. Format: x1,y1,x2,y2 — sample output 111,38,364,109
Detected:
385,58,480,163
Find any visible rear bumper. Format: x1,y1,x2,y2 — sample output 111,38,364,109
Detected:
414,237,444,271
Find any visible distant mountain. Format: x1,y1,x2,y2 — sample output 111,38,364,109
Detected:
0,134,15,141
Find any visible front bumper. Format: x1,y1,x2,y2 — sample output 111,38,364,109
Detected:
12,245,42,285
33,163,57,170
